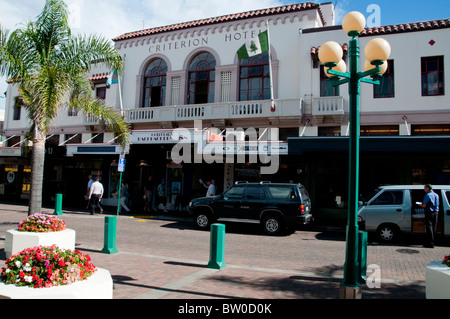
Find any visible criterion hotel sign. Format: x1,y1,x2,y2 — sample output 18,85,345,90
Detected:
148,29,265,53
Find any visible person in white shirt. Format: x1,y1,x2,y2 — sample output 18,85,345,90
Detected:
200,179,216,197
89,177,104,215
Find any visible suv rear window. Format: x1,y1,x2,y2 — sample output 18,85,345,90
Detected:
268,186,297,199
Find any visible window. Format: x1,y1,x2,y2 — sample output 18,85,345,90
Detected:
96,87,106,100
13,97,23,121
412,124,450,136
268,186,297,199
320,65,339,97
224,185,245,200
360,125,399,136
421,56,444,96
246,185,266,200
374,60,394,98
188,52,216,104
91,133,104,144
143,58,167,107
239,51,271,101
370,190,403,205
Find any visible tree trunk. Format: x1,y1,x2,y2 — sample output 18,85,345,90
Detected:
28,129,46,215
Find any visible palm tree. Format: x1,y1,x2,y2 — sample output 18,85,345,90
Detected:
0,0,129,215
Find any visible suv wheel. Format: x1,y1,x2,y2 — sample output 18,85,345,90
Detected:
262,214,283,235
194,211,212,230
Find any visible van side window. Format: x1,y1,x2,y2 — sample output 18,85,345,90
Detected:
370,191,403,205
446,191,450,205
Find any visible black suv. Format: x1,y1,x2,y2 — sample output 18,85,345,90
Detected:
188,182,312,235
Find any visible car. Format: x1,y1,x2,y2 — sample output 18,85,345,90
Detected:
358,185,450,242
188,182,312,235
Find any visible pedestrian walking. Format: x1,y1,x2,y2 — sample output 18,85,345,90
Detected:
144,176,154,212
156,178,167,212
114,181,131,214
85,175,95,209
419,184,439,248
89,177,104,215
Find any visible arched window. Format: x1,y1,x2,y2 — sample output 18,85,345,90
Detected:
188,52,216,104
239,52,271,101
143,58,167,108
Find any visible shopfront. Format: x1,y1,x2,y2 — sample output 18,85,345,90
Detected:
288,136,450,223
0,147,30,202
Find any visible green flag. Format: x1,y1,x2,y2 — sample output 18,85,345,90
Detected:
237,30,269,60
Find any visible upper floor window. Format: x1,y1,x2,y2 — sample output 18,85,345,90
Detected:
421,56,444,96
374,60,394,98
143,58,167,107
96,87,106,100
320,65,339,97
188,52,216,104
13,96,23,121
239,52,270,101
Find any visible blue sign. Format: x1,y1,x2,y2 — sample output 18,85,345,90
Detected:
118,159,126,172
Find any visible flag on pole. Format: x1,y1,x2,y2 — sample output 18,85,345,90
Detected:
107,69,118,86
237,30,269,60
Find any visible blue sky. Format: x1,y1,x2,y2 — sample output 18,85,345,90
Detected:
1,0,449,111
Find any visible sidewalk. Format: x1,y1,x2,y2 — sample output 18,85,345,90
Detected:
1,202,448,303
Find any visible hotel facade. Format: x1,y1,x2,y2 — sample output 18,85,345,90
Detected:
2,2,450,221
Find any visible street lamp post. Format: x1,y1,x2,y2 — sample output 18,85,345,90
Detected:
318,11,391,299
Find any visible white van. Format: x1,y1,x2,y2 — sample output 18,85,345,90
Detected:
358,185,450,242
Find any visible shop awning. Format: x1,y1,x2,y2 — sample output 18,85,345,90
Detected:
288,136,450,155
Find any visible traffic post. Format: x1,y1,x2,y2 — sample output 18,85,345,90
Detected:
54,194,63,216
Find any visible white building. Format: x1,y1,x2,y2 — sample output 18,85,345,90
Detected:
1,2,449,219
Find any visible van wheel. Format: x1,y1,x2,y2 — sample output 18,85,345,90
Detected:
377,224,399,242
262,214,283,235
194,210,212,230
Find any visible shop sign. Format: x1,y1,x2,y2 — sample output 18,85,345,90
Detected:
0,147,22,157
131,129,194,144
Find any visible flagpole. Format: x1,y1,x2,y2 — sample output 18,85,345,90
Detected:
265,19,275,112
118,72,124,117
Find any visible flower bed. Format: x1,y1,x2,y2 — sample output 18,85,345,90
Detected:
5,214,75,258
1,245,96,288
18,213,67,233
426,259,450,299
0,245,112,299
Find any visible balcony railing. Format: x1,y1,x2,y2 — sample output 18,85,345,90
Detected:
312,96,345,123
125,98,303,125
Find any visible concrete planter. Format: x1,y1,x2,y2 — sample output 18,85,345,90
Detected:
5,229,76,259
0,268,113,299
426,261,450,299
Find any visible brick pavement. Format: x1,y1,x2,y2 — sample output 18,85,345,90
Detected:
1,202,449,302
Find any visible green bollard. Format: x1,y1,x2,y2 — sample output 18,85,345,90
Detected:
207,224,226,270
54,194,63,216
101,216,118,254
359,231,368,284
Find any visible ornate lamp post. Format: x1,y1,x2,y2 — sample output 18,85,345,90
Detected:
318,11,391,299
